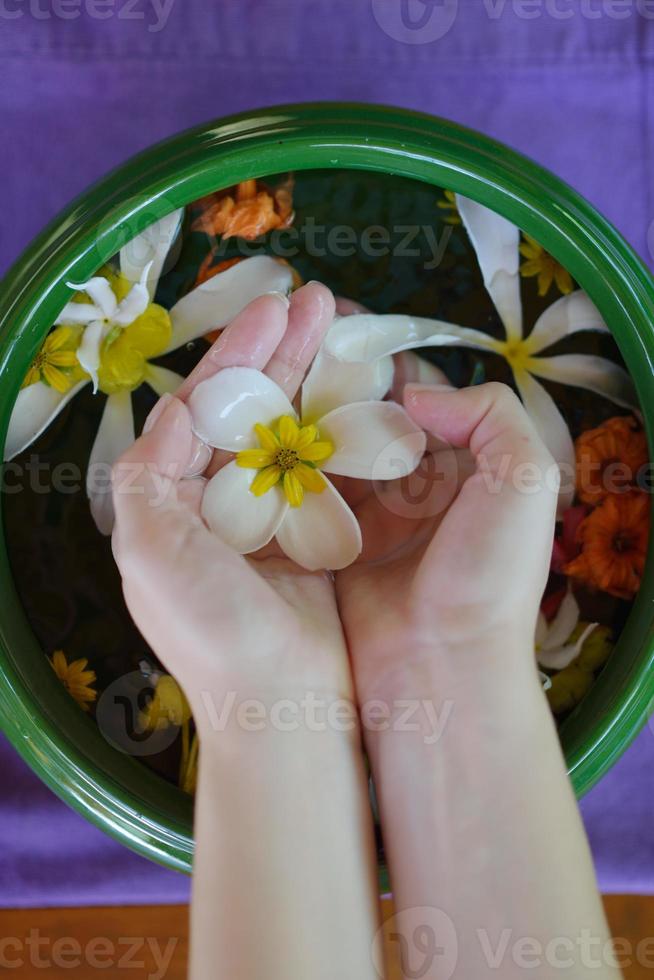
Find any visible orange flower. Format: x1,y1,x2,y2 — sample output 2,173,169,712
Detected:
192,177,294,241
565,492,650,599
575,415,648,505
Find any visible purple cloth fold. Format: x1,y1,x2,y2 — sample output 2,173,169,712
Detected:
1,0,653,905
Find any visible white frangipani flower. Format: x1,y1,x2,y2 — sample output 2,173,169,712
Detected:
536,589,597,672
325,196,637,508
5,209,294,534
188,354,426,571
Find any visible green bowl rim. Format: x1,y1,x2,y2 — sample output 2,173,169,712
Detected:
1,102,653,878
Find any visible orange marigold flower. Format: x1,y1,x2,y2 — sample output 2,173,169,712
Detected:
575,415,648,505
564,492,650,599
192,177,294,241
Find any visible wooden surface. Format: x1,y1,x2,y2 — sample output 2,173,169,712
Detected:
0,896,652,977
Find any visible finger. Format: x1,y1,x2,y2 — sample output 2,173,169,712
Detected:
391,351,451,403
335,296,369,316
404,381,558,609
264,282,335,401
111,401,268,675
175,292,289,402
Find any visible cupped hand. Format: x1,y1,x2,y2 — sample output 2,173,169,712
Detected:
111,284,354,725
335,378,559,704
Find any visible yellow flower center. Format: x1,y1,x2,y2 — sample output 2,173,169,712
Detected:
236,415,334,508
500,339,531,373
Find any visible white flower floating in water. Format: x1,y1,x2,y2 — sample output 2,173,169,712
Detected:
536,589,597,672
188,357,426,571
5,210,293,533
325,195,637,508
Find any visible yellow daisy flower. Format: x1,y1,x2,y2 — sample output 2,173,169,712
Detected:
519,234,573,297
50,650,97,711
437,189,461,225
22,326,82,393
236,415,333,509
138,674,191,732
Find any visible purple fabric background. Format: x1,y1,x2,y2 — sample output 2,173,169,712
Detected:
1,0,653,906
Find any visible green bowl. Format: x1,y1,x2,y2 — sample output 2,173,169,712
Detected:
1,103,654,878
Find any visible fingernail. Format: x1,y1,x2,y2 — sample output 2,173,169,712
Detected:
184,436,213,478
265,290,290,309
143,393,172,434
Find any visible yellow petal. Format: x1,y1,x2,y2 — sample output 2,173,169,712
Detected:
278,415,300,448
283,470,304,507
250,465,282,496
48,350,79,368
295,462,326,494
520,259,541,276
22,366,41,389
254,423,280,451
537,268,553,297
46,326,75,352
295,424,318,451
299,440,333,463
236,449,275,469
555,266,574,295
42,363,72,393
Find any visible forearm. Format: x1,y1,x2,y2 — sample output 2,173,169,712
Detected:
190,694,381,980
366,648,621,979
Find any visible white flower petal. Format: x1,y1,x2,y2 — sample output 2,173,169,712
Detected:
324,313,499,363
543,589,580,650
166,255,293,353
87,390,135,536
301,345,394,421
275,478,362,571
525,291,608,354
528,354,637,409
4,379,88,461
535,612,549,649
537,623,598,672
145,364,185,397
120,208,184,300
319,401,426,480
64,276,117,320
77,319,106,394
188,367,295,451
55,302,104,326
456,194,523,341
112,262,152,326
513,369,575,510
201,461,288,553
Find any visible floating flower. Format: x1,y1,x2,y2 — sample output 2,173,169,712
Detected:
325,196,637,508
550,505,587,574
22,326,83,393
519,233,573,297
138,674,191,732
546,624,613,715
192,176,294,240
536,589,598,672
188,353,423,571
575,415,648,505
565,491,649,599
50,650,97,712
436,189,460,226
5,209,294,534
